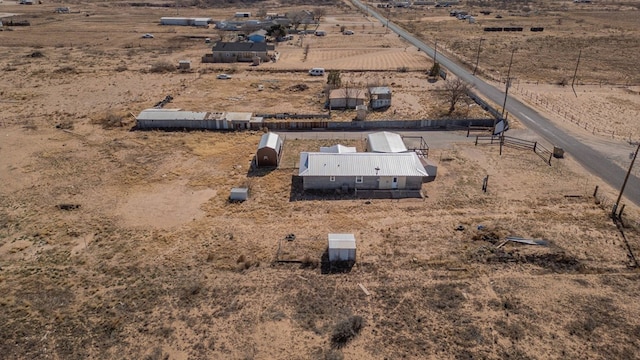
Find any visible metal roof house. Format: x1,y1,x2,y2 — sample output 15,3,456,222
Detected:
366,131,408,153
256,132,283,167
298,152,428,191
207,42,271,63
369,87,392,110
328,234,356,262
160,17,211,26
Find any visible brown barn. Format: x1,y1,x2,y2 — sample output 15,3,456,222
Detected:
256,132,283,167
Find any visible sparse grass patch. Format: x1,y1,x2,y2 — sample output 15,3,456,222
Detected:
331,315,364,348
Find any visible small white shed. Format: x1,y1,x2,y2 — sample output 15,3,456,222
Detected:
328,234,356,262
230,188,249,202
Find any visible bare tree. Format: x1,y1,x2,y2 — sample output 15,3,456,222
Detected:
343,83,363,110
313,7,327,22
303,44,310,61
442,78,471,115
256,8,267,19
289,10,307,31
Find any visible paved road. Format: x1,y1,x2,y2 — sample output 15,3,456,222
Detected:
351,0,640,207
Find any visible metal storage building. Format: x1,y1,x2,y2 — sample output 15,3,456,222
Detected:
328,234,356,262
135,109,228,130
256,132,283,167
298,152,428,191
229,188,249,202
366,131,407,153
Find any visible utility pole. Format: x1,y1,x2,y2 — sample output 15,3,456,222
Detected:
473,38,484,75
433,38,438,65
501,48,515,117
571,49,581,97
612,142,640,218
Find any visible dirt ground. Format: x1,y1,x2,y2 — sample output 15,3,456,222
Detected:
1,1,640,359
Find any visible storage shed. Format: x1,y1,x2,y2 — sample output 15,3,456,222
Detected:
369,87,392,110
247,29,267,43
256,132,283,167
328,234,356,262
329,88,366,109
366,131,407,153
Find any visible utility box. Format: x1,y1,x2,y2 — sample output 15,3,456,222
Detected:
230,188,249,202
328,234,356,262
553,147,565,159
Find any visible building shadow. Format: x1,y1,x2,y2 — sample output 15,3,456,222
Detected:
246,157,278,178
320,249,355,274
289,175,424,202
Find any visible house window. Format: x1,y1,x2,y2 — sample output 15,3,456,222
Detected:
355,176,363,183
329,176,336,182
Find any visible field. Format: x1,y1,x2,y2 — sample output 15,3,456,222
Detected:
1,0,640,359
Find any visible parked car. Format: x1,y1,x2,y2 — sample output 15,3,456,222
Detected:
308,68,325,76
216,73,232,80
343,30,354,35
141,33,154,39
205,38,211,43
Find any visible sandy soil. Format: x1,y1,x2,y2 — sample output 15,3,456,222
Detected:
1,1,640,359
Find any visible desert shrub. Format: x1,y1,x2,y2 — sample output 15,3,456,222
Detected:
54,65,76,74
93,111,125,129
115,65,128,72
149,61,175,73
331,315,364,348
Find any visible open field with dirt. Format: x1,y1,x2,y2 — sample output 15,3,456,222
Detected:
2,0,640,359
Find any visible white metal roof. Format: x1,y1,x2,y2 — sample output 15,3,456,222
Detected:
320,144,357,154
299,152,428,177
137,109,208,121
224,112,252,121
328,234,356,249
258,132,282,150
367,131,407,153
369,87,391,95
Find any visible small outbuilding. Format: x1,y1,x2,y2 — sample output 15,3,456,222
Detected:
328,234,356,262
178,60,191,70
247,29,267,43
369,87,392,110
256,132,283,167
329,88,366,109
366,131,408,153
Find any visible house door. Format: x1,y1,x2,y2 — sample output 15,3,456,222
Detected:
391,177,398,189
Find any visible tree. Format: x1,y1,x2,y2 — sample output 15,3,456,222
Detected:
442,78,471,115
327,70,342,89
313,7,326,22
267,24,287,39
289,11,307,31
256,8,267,19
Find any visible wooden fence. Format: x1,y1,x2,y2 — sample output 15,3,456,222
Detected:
475,135,554,166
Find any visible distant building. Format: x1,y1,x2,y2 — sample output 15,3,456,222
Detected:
160,17,211,27
135,109,263,130
247,29,267,43
235,12,251,18
205,42,272,63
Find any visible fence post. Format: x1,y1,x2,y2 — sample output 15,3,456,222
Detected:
533,142,537,152
593,185,599,197
548,152,552,166
499,135,503,155
475,136,478,146
467,124,470,137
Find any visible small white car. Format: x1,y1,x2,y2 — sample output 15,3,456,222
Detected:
216,73,232,80
141,33,154,39
343,30,354,35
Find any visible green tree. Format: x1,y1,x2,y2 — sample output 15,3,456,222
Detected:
267,24,287,39
327,70,342,88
